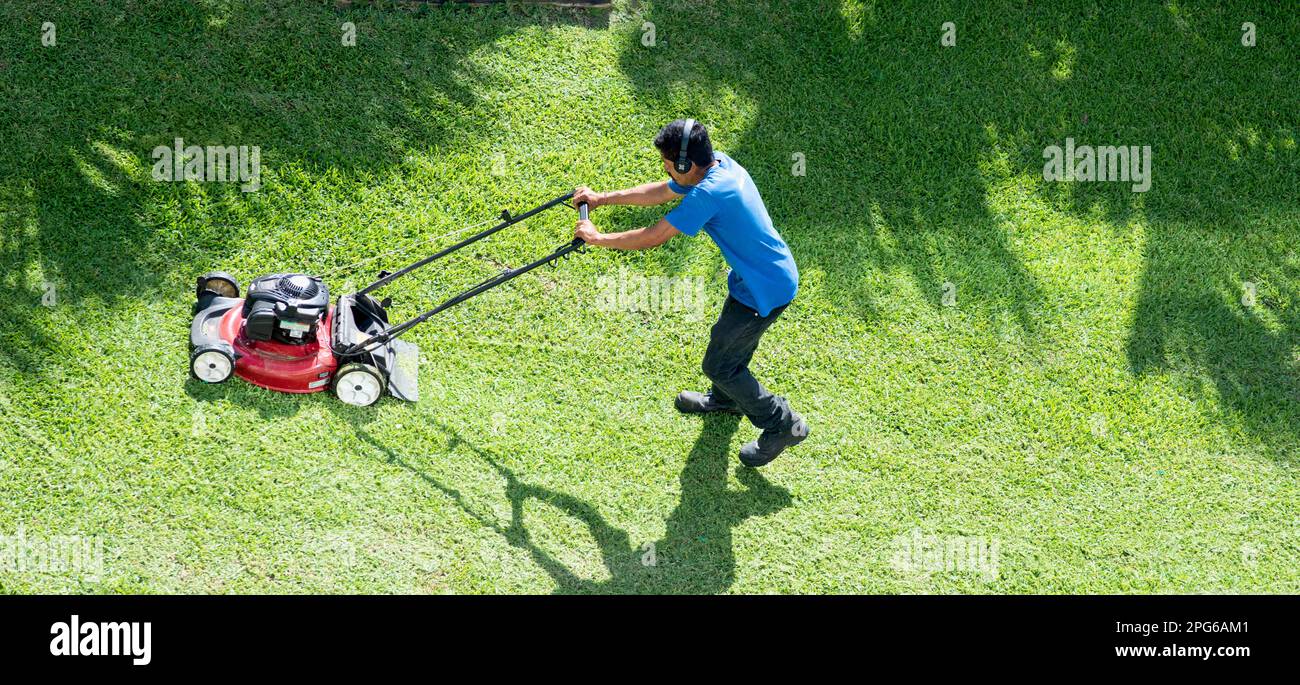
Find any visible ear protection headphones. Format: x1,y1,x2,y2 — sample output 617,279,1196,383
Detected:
674,118,695,174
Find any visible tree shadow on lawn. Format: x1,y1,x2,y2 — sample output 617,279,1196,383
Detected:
1126,218,1300,456
619,0,1298,452
0,0,598,375
356,412,791,594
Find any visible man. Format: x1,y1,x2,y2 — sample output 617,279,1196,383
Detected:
573,119,809,467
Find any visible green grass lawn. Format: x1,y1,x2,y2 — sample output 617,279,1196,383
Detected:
1,0,1297,593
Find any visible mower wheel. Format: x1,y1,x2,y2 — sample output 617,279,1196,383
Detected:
196,271,240,300
191,347,235,383
333,363,386,407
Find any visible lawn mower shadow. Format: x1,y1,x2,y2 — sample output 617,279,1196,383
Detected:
355,412,792,594
183,377,327,421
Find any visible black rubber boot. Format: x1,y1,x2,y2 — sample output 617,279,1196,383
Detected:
675,390,741,415
739,412,809,467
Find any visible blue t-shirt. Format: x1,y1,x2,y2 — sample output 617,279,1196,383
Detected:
665,152,798,317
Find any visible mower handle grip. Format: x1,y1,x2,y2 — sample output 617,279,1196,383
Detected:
567,202,592,250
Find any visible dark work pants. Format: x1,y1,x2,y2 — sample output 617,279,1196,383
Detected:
702,296,794,432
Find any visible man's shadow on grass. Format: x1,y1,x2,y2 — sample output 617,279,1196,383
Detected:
357,412,791,594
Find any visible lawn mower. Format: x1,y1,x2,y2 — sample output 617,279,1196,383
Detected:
188,193,590,407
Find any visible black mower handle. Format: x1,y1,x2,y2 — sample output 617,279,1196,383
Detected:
358,192,576,297
338,192,596,356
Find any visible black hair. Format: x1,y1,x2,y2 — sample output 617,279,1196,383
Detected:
654,119,714,169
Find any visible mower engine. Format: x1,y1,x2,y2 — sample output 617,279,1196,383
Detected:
242,274,329,345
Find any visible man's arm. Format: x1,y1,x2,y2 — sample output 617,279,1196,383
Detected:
575,182,679,208
575,217,679,251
